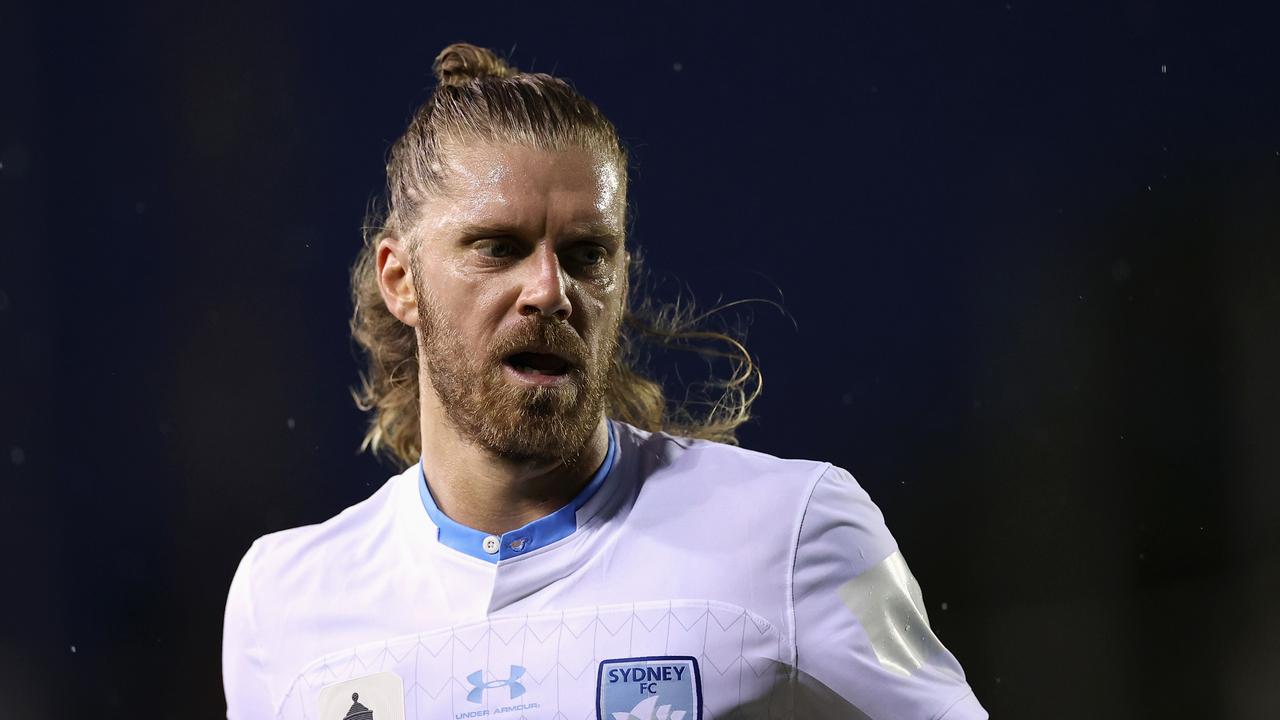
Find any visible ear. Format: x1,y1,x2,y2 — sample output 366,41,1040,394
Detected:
377,235,419,327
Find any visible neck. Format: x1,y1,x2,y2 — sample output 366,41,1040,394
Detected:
417,395,610,536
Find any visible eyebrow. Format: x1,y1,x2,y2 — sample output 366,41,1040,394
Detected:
562,221,624,243
452,221,623,243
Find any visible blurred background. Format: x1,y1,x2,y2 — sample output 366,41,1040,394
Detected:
3,1,1278,717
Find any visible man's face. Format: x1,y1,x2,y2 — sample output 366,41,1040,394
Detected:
404,142,628,464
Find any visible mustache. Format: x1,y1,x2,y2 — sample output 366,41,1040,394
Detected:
489,317,589,367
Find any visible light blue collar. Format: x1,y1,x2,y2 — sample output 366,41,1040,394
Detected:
417,422,618,563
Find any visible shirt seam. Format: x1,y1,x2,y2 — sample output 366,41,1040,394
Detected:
931,689,979,720
786,461,834,673
239,540,281,719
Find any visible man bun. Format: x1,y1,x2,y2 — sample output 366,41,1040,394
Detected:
432,43,518,86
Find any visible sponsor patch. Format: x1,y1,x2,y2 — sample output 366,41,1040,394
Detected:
317,671,405,720
597,656,701,720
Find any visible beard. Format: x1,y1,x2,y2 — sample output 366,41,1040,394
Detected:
415,288,620,466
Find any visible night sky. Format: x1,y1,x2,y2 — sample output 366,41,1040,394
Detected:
3,2,1278,717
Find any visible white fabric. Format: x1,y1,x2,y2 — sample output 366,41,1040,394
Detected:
223,420,986,719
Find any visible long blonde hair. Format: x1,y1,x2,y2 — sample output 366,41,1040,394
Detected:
351,43,761,467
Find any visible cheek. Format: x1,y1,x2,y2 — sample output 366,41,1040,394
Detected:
581,285,626,344
430,264,512,331
574,281,611,320
472,281,515,323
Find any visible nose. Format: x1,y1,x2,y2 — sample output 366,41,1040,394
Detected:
518,244,572,321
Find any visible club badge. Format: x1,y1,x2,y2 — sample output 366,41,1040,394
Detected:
597,656,702,720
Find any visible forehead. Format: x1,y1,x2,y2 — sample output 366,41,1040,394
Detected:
424,142,625,235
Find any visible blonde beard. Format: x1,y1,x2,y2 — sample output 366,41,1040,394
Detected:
415,291,619,465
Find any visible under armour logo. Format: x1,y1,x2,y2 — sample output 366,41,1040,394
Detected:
465,665,526,704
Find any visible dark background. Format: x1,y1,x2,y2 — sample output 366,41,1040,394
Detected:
3,1,1278,717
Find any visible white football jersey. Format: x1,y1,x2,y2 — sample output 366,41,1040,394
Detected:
223,420,987,720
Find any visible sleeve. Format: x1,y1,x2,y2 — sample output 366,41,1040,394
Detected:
223,540,275,719
790,465,987,720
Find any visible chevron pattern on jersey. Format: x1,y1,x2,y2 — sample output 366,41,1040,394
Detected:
275,600,791,720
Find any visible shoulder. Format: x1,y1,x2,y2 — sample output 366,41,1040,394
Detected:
611,419,861,530
223,466,414,713
614,419,832,485
233,465,411,605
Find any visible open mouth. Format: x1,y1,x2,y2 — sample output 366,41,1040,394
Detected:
502,351,574,377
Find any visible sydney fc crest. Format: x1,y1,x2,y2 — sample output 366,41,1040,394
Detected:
597,656,702,720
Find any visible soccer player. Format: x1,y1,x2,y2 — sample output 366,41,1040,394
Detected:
222,43,988,720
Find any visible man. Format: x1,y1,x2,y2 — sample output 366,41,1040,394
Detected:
223,43,987,720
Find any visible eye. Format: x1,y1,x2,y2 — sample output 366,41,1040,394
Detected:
566,243,607,267
475,238,517,259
